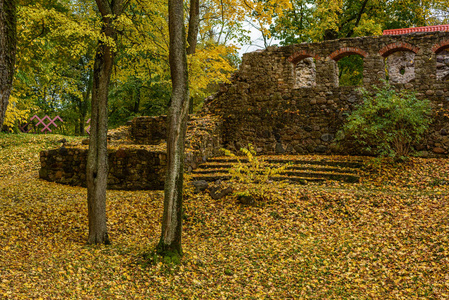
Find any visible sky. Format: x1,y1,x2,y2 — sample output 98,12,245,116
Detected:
237,23,280,57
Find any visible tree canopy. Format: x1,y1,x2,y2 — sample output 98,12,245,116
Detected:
3,0,449,132
5,0,244,133
270,0,449,45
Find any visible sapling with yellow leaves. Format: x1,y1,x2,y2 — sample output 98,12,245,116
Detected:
222,144,290,203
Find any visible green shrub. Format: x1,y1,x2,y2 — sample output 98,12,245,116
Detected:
338,83,432,158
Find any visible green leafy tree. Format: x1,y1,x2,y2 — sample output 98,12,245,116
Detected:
271,0,449,45
10,0,98,134
338,54,363,87
338,83,432,158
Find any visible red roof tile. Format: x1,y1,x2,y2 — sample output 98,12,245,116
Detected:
383,25,449,35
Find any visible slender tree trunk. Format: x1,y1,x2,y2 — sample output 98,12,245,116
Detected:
80,70,92,135
186,0,199,55
187,0,199,114
0,0,16,130
79,113,85,135
86,23,113,245
74,109,80,135
157,0,189,257
86,0,125,245
133,78,141,114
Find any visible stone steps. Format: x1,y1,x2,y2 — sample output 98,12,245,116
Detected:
204,156,363,168
190,156,364,184
195,163,359,174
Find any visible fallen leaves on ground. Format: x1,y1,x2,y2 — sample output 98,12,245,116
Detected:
0,133,448,299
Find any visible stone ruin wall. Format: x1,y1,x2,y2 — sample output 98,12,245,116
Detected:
131,115,223,171
39,116,222,190
39,31,449,190
203,31,449,157
39,147,167,190
437,50,449,81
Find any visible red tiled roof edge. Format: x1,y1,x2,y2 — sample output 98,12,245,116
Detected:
383,25,449,35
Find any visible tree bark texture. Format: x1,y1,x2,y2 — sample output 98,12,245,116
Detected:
80,69,93,135
186,0,199,55
0,0,16,130
86,0,125,245
158,0,190,256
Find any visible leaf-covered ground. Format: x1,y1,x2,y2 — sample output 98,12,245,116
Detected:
1,133,448,299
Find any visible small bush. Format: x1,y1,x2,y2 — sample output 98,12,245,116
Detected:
338,82,432,158
221,144,290,203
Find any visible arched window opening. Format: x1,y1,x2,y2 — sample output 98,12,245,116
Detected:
385,51,415,84
294,57,316,88
436,49,449,81
337,55,364,87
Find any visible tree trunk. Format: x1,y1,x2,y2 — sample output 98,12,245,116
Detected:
74,113,80,135
79,114,85,135
186,0,199,55
86,0,125,245
0,0,17,130
187,0,199,114
80,70,92,135
86,25,113,245
157,0,189,257
133,78,141,114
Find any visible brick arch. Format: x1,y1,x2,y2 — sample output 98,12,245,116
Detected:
379,42,420,57
288,50,320,64
328,47,368,61
432,39,449,54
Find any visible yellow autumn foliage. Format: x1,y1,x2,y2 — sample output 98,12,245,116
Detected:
4,95,32,131
0,134,448,298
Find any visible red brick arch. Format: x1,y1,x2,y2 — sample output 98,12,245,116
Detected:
328,47,368,61
288,50,320,64
379,42,420,57
432,39,449,54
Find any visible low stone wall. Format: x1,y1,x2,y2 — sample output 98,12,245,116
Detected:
132,116,167,145
39,147,167,190
39,115,222,190
130,114,223,170
184,115,223,171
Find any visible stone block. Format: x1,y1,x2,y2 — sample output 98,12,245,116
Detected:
433,147,446,154
321,133,335,142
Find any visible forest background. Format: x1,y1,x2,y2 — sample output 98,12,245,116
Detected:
4,0,449,134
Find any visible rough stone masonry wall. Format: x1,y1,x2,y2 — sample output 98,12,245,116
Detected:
39,115,222,190
39,147,167,190
39,32,449,190
132,116,168,145
131,115,223,170
203,31,449,156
